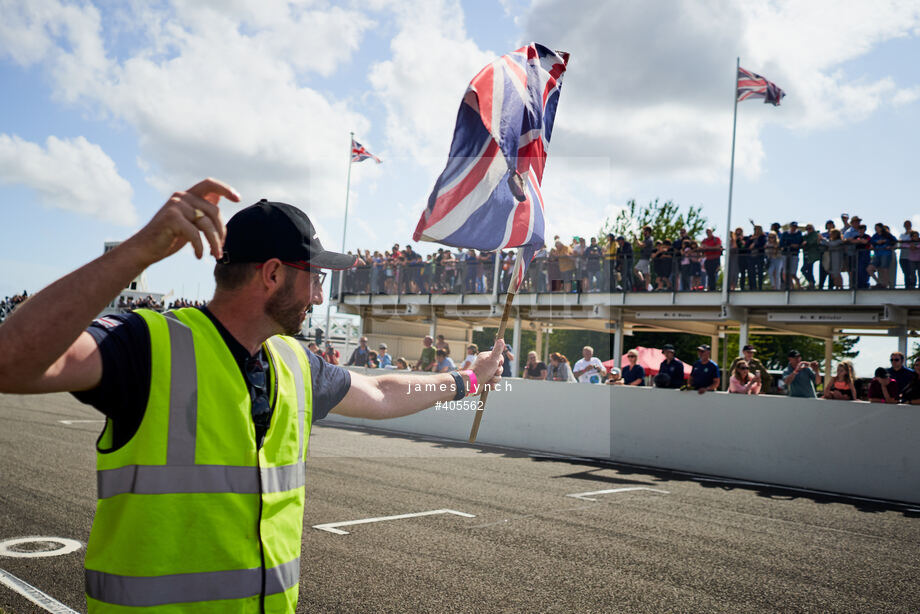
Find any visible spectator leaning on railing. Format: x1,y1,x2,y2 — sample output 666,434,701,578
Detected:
689,344,720,394
868,367,900,403
728,345,771,392
782,350,818,398
522,351,547,380
886,351,913,395
573,346,606,384
620,349,644,386
728,360,761,395
822,361,858,401
547,352,576,382
899,357,920,405
658,344,685,389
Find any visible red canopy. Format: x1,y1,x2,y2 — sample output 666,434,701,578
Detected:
602,346,691,377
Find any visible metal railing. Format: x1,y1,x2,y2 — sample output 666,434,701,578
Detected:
330,242,920,299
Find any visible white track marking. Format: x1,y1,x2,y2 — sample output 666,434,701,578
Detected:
566,487,670,501
0,537,82,558
0,568,79,613
57,419,104,425
313,509,475,535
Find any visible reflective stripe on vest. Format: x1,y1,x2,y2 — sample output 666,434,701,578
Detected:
97,462,305,498
85,309,310,611
86,558,300,607
269,337,306,462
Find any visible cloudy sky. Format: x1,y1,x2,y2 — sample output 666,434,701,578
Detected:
1,0,919,367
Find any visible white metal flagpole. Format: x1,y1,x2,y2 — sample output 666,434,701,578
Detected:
721,57,740,305
326,131,354,343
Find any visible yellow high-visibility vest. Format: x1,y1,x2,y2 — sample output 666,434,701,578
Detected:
84,308,312,613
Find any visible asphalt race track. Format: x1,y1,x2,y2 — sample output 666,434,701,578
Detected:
1,392,919,613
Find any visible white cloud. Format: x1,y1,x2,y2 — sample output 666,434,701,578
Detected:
368,0,497,167
0,134,136,224
520,0,920,184
0,0,376,223
893,85,920,106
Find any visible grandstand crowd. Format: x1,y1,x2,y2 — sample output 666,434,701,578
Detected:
0,291,28,323
609,344,920,404
332,216,920,296
308,333,609,385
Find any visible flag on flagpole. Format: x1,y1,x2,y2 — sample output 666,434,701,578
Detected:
351,138,382,163
737,67,785,106
413,43,569,290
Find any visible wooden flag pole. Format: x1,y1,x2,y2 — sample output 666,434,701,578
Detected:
468,247,523,443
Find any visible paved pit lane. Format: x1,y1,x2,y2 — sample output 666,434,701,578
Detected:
2,393,919,613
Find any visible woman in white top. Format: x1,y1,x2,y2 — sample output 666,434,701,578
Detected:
458,344,479,370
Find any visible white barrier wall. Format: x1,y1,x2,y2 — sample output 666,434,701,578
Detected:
611,386,920,504
325,369,612,458
324,369,920,504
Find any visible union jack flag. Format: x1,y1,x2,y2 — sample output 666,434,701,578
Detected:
413,43,569,290
351,138,382,164
737,67,785,106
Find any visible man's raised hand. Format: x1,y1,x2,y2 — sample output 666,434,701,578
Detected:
129,178,240,266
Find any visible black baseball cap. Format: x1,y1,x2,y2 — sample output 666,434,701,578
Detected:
697,344,711,351
742,344,756,352
221,200,357,270
662,344,675,352
788,349,801,358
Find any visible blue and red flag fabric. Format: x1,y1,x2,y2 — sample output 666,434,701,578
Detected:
737,67,785,106
413,43,569,290
351,138,382,163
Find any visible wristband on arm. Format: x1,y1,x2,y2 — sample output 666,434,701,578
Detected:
461,369,478,395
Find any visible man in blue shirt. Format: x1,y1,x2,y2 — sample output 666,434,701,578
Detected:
658,344,685,389
887,352,913,396
690,344,720,394
621,349,645,386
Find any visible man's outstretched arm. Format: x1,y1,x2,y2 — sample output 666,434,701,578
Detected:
333,340,505,420
0,179,239,394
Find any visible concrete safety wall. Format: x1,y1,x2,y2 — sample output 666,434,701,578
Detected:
326,368,612,458
610,386,920,504
325,369,920,504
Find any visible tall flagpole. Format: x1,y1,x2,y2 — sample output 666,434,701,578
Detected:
326,131,354,344
469,246,524,443
721,57,740,305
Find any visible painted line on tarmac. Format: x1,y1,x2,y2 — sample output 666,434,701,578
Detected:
0,537,82,558
0,568,79,613
57,419,105,425
313,509,475,535
566,486,670,502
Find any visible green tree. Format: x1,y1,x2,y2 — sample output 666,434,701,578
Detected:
473,328,612,365
623,331,859,371
602,198,708,244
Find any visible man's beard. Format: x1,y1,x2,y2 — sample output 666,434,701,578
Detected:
265,274,306,336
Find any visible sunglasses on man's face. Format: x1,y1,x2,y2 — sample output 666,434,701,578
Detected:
281,261,327,285
890,357,901,362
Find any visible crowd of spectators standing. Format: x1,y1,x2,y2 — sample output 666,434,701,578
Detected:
332,215,920,297
332,235,611,297
607,344,920,404
611,215,919,292
0,291,28,323
306,333,612,385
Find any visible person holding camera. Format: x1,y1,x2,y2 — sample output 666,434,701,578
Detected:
782,350,819,398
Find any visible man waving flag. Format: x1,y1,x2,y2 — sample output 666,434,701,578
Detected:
414,43,569,442
413,42,569,290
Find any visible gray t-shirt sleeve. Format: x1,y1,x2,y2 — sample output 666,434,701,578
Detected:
307,348,351,422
